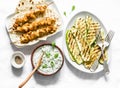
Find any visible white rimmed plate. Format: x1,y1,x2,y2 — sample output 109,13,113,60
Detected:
63,11,110,73
5,0,63,48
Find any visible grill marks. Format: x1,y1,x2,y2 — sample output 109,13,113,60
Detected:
87,22,100,44
67,30,82,64
66,16,101,69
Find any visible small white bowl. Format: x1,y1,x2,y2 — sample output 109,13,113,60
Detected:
11,51,25,68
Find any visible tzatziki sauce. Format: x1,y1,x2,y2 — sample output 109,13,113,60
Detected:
32,45,63,75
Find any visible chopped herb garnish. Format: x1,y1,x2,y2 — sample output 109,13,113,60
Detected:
64,11,66,16
45,52,51,58
86,29,89,34
42,64,47,68
72,5,75,11
54,53,59,58
50,61,55,68
52,42,56,48
72,25,75,28
91,40,96,47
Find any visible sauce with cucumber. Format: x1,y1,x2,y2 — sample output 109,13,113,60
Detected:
32,44,63,75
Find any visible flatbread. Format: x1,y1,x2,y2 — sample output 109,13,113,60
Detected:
16,0,45,13
7,0,62,47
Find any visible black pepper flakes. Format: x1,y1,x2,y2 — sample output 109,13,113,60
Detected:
29,0,32,2
18,4,20,7
22,2,24,5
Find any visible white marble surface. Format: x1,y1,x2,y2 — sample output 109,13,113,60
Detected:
0,0,120,88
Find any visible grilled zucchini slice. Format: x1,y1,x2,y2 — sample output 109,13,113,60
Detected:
66,30,83,64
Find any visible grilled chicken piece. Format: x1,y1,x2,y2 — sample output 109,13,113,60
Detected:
20,26,57,43
13,5,47,29
16,17,56,33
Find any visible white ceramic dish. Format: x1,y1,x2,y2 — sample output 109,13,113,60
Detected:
63,11,110,73
5,0,63,48
11,51,25,68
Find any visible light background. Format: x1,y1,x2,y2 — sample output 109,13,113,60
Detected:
0,0,120,88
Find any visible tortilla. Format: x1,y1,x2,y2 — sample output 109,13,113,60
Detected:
16,0,45,13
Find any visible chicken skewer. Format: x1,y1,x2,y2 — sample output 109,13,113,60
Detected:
12,2,54,30
13,5,47,29
15,17,56,33
20,26,57,43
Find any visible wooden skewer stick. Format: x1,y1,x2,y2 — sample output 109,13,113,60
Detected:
18,53,44,88
47,1,54,6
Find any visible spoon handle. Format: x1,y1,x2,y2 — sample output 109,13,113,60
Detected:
18,53,44,88
18,67,38,88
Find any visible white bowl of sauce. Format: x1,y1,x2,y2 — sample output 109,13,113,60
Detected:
11,51,25,68
31,42,64,76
